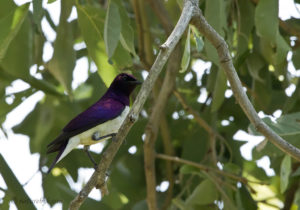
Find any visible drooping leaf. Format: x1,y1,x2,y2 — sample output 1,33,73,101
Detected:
0,9,32,79
204,0,226,65
250,113,300,159
115,0,136,56
76,5,117,87
185,179,218,206
180,165,199,175
255,0,278,44
104,1,121,59
32,0,43,32
211,69,227,112
246,53,265,82
280,154,291,193
0,154,36,210
236,184,257,210
31,102,55,153
192,27,204,53
292,48,300,69
0,3,29,60
180,26,191,73
48,0,75,95
237,0,254,55
274,33,290,76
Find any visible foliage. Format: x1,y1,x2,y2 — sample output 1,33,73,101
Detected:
0,0,300,209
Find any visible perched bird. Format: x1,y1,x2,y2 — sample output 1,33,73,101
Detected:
46,73,141,173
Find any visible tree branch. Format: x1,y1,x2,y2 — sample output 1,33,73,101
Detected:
69,1,195,209
190,7,300,161
144,2,178,209
144,44,181,210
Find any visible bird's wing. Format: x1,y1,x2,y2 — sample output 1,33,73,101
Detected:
47,98,125,154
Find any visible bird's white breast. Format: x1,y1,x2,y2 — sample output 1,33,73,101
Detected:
78,106,130,145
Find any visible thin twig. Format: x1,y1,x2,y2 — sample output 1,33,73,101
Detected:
191,7,300,161
144,45,181,210
69,1,195,209
143,19,187,210
159,116,175,210
156,153,247,184
132,0,154,68
145,2,179,208
146,0,173,34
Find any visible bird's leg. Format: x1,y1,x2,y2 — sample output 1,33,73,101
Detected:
92,132,117,141
84,145,97,169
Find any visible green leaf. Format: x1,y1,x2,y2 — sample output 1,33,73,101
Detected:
185,179,218,206
180,26,191,73
246,53,265,82
237,0,254,55
48,0,75,95
76,5,117,87
204,0,226,65
211,69,227,112
47,0,57,3
255,0,278,44
292,166,300,177
115,0,136,56
193,33,204,53
0,154,36,210
31,103,55,153
292,48,300,69
33,0,43,32
280,155,291,193
113,42,133,69
236,185,257,210
179,164,199,174
0,3,29,60
274,33,290,76
250,112,300,159
104,1,121,58
0,5,32,79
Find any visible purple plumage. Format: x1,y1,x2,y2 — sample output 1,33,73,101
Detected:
46,73,141,173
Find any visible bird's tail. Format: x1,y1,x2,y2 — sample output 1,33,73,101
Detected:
47,136,80,174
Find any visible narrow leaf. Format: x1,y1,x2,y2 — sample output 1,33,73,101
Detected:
280,154,291,193
0,154,36,210
0,3,29,60
191,26,204,53
104,1,121,58
255,0,278,44
185,179,218,206
48,0,75,95
33,0,43,32
77,5,117,87
211,69,227,112
115,0,136,56
180,26,191,73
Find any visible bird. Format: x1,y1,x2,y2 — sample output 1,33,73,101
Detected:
46,73,142,173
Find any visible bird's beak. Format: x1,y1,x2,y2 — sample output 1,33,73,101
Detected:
130,80,142,85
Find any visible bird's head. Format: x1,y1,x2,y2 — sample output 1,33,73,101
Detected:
107,73,142,99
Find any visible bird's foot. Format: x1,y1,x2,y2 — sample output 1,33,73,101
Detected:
94,163,98,170
92,132,101,140
111,133,117,142
84,146,98,168
92,132,117,141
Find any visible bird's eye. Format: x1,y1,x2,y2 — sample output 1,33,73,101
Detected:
122,75,128,80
